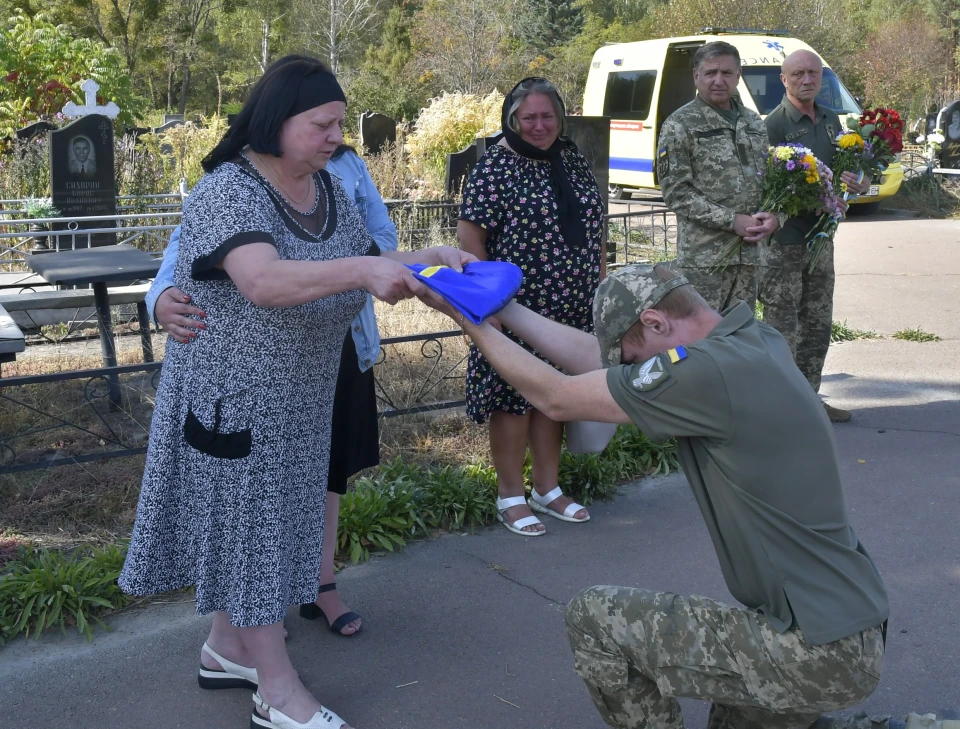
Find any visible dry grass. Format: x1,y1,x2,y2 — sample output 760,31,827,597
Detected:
0,294,480,545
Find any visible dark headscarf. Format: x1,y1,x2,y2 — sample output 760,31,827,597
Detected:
203,55,346,172
501,78,585,249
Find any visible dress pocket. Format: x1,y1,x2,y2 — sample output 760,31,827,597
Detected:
183,392,253,460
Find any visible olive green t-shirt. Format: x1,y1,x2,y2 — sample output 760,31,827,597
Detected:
765,95,844,245
605,302,889,645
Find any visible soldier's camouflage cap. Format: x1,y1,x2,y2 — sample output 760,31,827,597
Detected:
593,264,690,368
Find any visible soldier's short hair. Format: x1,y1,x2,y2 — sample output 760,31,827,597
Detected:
694,41,741,70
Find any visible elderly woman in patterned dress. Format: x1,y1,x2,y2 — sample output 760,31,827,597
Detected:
119,56,473,729
458,78,606,537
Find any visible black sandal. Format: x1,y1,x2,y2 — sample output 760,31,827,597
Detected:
299,583,363,636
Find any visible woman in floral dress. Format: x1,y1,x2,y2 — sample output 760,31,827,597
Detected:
458,77,606,537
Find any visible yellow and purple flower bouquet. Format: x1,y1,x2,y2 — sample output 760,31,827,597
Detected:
717,143,828,269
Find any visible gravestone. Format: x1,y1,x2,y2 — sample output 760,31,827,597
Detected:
154,118,186,156
16,121,56,142
939,100,960,169
50,113,117,247
163,114,184,124
564,115,611,214
926,114,939,136
444,133,502,198
358,112,397,155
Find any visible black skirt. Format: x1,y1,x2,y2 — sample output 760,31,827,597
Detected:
327,332,380,494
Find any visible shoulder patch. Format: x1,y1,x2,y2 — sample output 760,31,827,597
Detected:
631,355,667,391
667,346,687,364
657,146,670,179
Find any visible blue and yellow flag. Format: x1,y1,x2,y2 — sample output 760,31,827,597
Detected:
407,261,523,325
667,346,687,364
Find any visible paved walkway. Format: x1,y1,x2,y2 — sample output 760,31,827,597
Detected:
2,215,958,729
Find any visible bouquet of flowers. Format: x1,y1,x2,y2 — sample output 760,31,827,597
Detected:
832,107,904,197
806,162,845,272
716,143,829,268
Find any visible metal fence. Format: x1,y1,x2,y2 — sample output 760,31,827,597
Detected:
0,203,676,473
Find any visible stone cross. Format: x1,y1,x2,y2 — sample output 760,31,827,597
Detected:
62,79,120,120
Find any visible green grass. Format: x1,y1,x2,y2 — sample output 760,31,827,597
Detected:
831,320,880,343
1,425,679,642
891,327,942,343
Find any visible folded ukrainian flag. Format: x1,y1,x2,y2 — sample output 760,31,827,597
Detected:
407,261,523,325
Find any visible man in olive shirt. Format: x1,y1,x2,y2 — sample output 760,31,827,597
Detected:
418,263,893,727
762,50,872,424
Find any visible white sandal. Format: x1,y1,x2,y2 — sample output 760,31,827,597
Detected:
528,486,590,523
198,642,259,691
251,692,347,729
496,495,545,536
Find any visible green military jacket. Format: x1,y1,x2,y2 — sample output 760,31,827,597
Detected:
765,95,844,245
606,303,890,645
658,96,781,269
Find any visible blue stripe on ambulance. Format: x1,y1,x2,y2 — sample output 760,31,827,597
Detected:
610,157,654,172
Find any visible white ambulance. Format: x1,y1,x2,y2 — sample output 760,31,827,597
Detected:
582,28,903,206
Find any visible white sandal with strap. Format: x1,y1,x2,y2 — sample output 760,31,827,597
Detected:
528,486,590,523
198,642,259,691
251,692,347,729
496,495,545,536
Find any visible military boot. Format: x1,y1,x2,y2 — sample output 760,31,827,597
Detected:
823,401,852,423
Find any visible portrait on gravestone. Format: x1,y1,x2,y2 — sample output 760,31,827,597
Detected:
940,101,960,169
926,114,939,136
68,135,96,177
948,110,960,141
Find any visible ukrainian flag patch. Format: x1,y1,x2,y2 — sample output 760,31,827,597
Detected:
667,346,687,364
658,147,668,157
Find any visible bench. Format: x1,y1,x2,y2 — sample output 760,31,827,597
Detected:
0,302,26,367
0,284,155,362
0,272,54,292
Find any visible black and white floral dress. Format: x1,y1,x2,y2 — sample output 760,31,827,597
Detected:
119,160,375,627
459,143,604,424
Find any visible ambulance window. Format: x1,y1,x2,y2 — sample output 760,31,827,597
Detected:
817,68,860,114
740,67,783,115
604,70,657,120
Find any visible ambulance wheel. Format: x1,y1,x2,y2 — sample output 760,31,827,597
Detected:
609,184,631,200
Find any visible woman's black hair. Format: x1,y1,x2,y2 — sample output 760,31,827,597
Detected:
202,55,344,173
331,144,358,161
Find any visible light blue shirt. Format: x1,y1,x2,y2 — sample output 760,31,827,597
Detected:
145,150,398,372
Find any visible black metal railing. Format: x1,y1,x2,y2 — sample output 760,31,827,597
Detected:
0,330,469,473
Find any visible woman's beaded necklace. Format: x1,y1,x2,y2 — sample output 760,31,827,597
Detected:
240,150,330,240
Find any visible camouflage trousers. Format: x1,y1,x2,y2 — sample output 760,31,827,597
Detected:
759,240,835,392
565,586,884,729
678,265,759,313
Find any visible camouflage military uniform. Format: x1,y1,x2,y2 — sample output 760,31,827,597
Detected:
659,96,784,311
566,587,884,729
761,97,844,392
578,265,890,729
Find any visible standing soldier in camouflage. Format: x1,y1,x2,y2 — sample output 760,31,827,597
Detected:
659,41,783,312
414,262,918,729
762,50,873,423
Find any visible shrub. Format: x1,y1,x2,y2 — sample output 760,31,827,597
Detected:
405,91,501,191
0,543,130,645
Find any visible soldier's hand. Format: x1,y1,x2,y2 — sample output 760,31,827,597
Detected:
840,170,872,196
733,214,757,239
743,212,779,244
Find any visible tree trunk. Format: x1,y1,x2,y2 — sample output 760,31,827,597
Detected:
262,19,271,71
167,53,175,110
329,5,339,74
179,63,191,116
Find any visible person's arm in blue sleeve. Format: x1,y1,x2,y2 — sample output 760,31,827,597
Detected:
146,226,180,324
147,225,205,343
357,156,398,252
